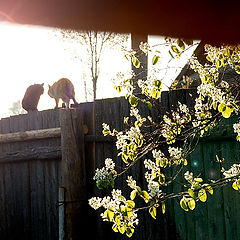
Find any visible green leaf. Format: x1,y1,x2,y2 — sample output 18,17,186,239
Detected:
188,198,196,210
149,206,157,219
129,96,138,107
152,55,160,65
130,190,137,200
132,56,141,68
180,198,189,211
177,39,185,50
147,101,152,110
198,189,207,202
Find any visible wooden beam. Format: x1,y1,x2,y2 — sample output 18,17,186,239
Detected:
0,146,61,163
0,128,61,143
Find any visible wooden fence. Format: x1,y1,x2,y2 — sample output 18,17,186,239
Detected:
0,90,239,240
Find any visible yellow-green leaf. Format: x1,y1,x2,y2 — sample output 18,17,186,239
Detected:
142,190,149,203
121,153,129,164
188,188,195,198
115,215,121,225
171,45,181,55
114,85,123,93
104,209,114,221
149,206,157,219
126,200,135,208
232,180,240,191
112,224,119,232
150,89,161,99
183,159,188,166
158,174,165,185
198,189,207,202
118,225,125,234
222,106,232,118
132,56,140,68
180,198,189,211
188,198,196,210
177,39,185,50
218,103,225,112
130,190,137,200
194,177,203,183
152,55,160,65
126,227,134,238
129,95,138,107
205,185,213,195
162,202,166,214
147,101,152,110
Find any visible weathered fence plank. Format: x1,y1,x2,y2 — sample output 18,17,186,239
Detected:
60,109,87,240
0,127,61,143
0,92,239,240
0,109,61,240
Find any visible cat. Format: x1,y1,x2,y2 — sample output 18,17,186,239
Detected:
22,83,44,112
48,78,77,108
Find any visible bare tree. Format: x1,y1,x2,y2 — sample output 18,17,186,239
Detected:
8,100,26,115
58,30,129,100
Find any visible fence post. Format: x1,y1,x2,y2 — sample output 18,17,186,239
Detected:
60,108,86,240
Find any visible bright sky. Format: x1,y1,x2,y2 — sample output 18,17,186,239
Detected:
0,22,197,118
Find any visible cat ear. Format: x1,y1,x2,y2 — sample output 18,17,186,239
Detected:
48,84,51,88
41,83,44,86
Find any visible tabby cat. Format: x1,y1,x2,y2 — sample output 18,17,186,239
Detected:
48,78,77,108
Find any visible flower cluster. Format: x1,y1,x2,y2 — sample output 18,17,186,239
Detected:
233,122,240,141
169,147,187,166
89,189,138,237
222,164,240,192
222,164,240,179
93,158,117,189
139,42,152,55
161,102,191,143
184,171,204,189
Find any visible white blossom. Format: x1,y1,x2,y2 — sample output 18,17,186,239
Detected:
126,176,137,189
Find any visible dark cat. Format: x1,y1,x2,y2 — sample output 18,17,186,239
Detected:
22,83,44,112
